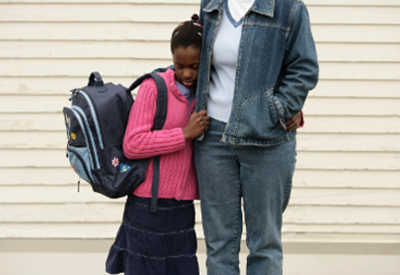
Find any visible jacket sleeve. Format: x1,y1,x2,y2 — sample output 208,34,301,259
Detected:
123,78,186,159
274,2,319,121
199,0,209,24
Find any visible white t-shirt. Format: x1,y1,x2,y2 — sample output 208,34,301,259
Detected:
228,0,255,22
207,0,254,122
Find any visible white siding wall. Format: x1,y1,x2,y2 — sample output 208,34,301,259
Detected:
0,0,399,274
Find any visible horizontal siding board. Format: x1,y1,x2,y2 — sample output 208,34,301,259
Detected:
316,43,400,62
318,62,400,81
1,149,400,170
282,233,400,243
283,205,400,225
0,76,132,95
293,170,400,189
0,22,177,41
303,97,400,116
1,60,399,81
0,131,67,149
0,41,171,59
0,185,125,203
2,132,400,152
295,151,400,171
299,116,400,134
0,223,121,239
3,223,399,244
0,59,172,77
1,203,398,225
1,224,399,243
0,95,66,113
289,188,400,207
2,78,400,99
311,25,400,43
308,6,400,25
1,185,399,207
0,4,199,23
0,114,66,131
2,23,400,43
1,168,399,189
0,167,78,185
2,95,400,116
2,114,400,134
0,149,71,167
1,5,399,24
0,203,125,223
2,41,400,63
283,224,400,234
311,80,400,98
297,133,400,152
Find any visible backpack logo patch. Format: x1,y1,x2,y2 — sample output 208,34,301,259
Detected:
111,157,119,167
120,163,131,173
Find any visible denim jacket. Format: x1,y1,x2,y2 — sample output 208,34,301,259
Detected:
196,0,319,146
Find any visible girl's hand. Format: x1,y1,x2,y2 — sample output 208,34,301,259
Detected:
282,111,303,131
182,110,210,139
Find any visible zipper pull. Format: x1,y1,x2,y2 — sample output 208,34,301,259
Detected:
77,178,80,192
69,89,78,101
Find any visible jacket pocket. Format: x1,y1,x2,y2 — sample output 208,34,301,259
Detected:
237,89,285,140
271,92,286,128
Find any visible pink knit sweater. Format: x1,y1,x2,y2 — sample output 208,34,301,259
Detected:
123,69,199,200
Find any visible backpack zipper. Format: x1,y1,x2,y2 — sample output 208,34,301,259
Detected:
76,90,105,150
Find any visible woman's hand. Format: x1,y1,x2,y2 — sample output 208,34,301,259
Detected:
182,110,210,139
282,111,303,131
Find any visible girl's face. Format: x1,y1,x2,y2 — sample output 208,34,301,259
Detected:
173,45,201,89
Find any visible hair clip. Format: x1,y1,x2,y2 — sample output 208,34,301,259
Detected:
191,14,200,22
193,22,204,29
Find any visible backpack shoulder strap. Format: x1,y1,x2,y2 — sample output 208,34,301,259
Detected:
128,73,168,130
128,73,168,212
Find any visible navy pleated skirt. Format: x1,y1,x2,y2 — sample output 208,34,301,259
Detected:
106,194,199,275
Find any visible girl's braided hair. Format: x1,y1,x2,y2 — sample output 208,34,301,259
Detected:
171,14,203,54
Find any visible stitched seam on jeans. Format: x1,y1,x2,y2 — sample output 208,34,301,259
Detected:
231,186,241,267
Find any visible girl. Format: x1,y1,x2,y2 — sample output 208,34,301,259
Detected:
106,15,209,275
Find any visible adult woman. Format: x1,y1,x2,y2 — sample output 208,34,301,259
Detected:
194,0,319,274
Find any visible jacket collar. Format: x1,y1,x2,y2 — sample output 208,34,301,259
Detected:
203,0,274,18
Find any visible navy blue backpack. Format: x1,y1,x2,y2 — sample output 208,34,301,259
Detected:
63,71,167,211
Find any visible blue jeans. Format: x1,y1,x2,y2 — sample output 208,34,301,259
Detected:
194,118,296,275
